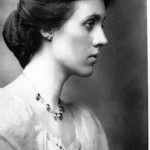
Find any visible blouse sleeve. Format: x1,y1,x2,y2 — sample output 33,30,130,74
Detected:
69,103,109,150
0,91,33,150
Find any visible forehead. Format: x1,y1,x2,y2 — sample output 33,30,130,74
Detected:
73,0,106,20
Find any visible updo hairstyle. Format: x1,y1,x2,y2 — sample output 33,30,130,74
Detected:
3,0,112,68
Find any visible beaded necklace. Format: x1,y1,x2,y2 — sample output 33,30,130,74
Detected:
36,93,64,120
22,73,65,121
22,73,81,150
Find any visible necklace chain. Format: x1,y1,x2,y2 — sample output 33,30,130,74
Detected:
22,73,67,150
22,73,65,121
36,93,64,120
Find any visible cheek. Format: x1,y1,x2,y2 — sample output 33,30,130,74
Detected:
67,31,92,58
53,25,92,67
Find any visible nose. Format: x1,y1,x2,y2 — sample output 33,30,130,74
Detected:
92,25,108,48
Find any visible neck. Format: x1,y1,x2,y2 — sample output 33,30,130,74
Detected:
23,45,70,111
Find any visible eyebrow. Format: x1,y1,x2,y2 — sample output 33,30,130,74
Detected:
85,14,106,22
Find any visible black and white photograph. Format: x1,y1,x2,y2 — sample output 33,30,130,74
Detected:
0,0,147,150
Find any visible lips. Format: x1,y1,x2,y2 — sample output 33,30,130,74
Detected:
88,53,99,65
89,53,99,59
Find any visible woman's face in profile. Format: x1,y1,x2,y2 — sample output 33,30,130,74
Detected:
51,0,108,77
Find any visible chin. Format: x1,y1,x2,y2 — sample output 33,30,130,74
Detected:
75,67,94,78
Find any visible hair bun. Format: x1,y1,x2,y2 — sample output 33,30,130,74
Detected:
2,10,41,68
3,10,22,53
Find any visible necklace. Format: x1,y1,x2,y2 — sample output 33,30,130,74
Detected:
22,73,65,121
36,93,64,120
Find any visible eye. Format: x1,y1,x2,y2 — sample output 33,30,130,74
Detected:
84,19,95,31
101,18,107,29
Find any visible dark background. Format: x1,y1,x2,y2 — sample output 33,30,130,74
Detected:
0,0,147,150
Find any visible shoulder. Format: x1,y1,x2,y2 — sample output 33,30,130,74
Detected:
68,102,109,150
0,88,33,141
68,102,100,124
69,102,104,131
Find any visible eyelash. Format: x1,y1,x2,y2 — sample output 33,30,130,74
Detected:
84,19,95,31
84,19,104,31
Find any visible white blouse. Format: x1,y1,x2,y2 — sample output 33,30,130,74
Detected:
0,84,109,150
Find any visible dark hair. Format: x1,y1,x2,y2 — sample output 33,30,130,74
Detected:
3,0,112,68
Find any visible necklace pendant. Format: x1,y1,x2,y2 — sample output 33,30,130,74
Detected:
60,107,65,114
53,113,63,121
60,107,64,113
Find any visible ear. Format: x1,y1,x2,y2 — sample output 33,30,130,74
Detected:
40,29,53,41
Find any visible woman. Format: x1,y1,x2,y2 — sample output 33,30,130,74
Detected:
0,0,111,149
